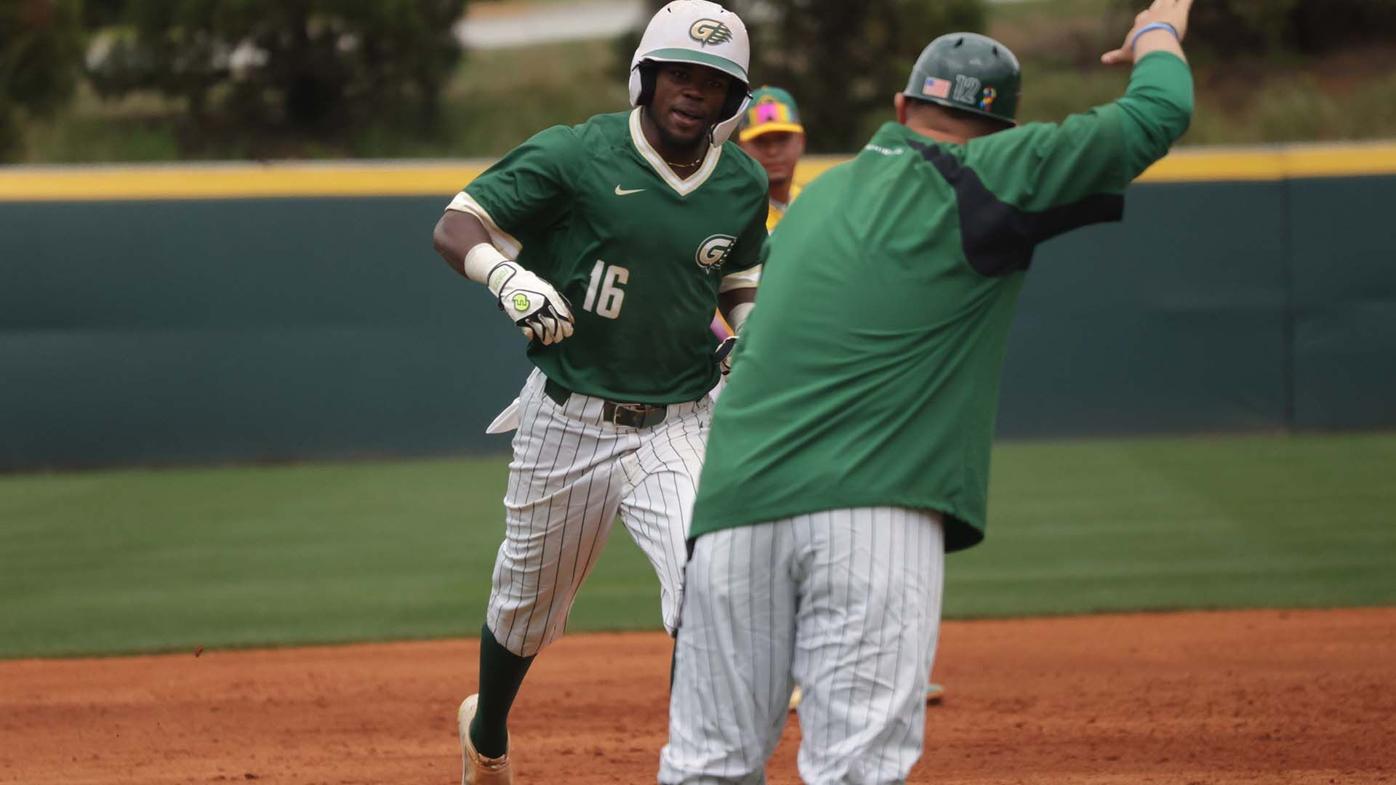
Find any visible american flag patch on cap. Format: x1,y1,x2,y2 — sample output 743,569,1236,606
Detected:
922,77,951,99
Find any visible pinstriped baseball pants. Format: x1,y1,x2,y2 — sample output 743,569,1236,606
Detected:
486,369,711,657
660,507,945,785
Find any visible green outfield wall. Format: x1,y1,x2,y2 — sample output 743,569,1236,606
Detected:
2,145,1394,469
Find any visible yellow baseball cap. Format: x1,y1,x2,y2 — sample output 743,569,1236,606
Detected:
738,86,804,142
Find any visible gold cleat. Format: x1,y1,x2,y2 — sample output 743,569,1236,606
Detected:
458,694,513,785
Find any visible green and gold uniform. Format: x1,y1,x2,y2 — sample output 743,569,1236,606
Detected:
446,105,768,660
692,52,1195,551
457,109,768,404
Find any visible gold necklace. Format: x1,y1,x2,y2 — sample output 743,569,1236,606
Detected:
665,153,705,169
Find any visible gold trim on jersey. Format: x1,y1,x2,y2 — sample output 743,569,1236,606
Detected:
445,191,523,258
627,108,723,196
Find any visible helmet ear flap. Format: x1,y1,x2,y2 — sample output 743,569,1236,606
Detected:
720,81,750,125
709,87,750,147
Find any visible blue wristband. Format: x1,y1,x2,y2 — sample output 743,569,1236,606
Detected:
1130,21,1180,50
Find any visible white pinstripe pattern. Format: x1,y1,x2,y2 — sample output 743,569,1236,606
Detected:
486,369,711,657
660,507,944,785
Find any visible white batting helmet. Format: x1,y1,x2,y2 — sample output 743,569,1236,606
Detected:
628,0,752,146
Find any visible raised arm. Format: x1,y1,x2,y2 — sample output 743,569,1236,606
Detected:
965,0,1195,221
1103,0,1196,175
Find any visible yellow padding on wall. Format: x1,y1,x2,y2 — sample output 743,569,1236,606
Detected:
0,162,487,202
2,142,1395,202
1140,143,1396,182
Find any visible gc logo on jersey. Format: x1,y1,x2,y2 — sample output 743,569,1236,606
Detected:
689,19,733,46
696,234,736,271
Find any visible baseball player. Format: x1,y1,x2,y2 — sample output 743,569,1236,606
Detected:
661,1,1196,782
737,86,806,233
735,85,947,711
430,2,766,783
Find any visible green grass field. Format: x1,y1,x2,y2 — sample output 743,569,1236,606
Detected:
2,433,1393,659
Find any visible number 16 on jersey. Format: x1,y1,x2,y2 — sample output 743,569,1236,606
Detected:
583,260,629,319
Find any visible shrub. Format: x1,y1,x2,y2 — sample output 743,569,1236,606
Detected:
1111,0,1396,56
88,1,467,143
0,0,85,159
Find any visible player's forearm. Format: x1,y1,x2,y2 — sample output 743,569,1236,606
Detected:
1116,51,1194,178
1133,26,1185,63
432,210,497,282
434,208,573,344
719,287,756,333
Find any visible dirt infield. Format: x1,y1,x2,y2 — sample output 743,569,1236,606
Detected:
2,608,1393,785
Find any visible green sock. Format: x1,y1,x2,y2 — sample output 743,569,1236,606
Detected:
470,624,534,759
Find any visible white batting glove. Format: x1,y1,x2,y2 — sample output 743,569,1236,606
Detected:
487,261,575,345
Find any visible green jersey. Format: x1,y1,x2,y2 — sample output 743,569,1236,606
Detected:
460,109,768,404
692,52,1194,551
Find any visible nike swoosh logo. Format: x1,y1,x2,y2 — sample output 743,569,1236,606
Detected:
614,185,646,196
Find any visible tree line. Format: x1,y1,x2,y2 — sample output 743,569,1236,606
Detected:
1,0,467,159
3,0,1393,160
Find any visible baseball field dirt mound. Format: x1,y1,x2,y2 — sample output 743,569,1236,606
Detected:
2,608,1393,784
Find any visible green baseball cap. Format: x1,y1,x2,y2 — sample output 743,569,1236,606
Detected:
738,86,804,142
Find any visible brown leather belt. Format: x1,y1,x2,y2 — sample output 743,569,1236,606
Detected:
543,378,668,429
